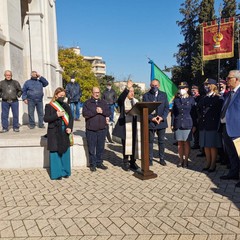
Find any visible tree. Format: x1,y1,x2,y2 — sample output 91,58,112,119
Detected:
172,0,200,85
220,0,238,78
58,48,98,102
192,0,216,84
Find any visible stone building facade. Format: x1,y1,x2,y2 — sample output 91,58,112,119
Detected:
0,0,61,124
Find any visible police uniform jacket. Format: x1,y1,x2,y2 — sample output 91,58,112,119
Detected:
197,94,223,131
171,96,196,130
142,89,169,130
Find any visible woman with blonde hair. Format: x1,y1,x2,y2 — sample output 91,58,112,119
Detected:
44,87,73,180
197,79,223,172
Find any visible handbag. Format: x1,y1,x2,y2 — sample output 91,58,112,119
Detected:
69,133,74,146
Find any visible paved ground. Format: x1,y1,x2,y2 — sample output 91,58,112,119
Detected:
0,117,240,239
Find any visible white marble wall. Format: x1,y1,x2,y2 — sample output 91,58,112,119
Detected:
0,0,62,126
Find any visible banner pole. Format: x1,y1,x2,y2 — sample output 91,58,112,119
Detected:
218,58,221,84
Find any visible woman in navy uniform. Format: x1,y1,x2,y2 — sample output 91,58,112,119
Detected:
197,79,223,172
171,82,196,168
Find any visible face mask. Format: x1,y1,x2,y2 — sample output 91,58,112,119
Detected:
151,86,158,93
107,86,111,90
179,89,187,95
191,91,196,96
57,97,65,103
71,78,75,83
204,86,210,93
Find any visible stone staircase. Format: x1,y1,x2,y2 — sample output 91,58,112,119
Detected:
0,120,88,168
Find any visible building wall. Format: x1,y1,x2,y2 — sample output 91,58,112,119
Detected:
0,0,61,125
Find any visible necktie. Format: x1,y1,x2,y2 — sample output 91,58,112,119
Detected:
221,91,233,119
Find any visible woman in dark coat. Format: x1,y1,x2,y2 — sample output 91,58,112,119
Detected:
171,82,196,168
197,79,223,172
44,87,73,180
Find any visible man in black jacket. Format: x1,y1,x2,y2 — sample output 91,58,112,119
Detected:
102,82,117,123
0,70,22,132
82,87,111,172
142,79,169,166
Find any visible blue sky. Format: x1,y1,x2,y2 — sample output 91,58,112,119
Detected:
56,0,223,86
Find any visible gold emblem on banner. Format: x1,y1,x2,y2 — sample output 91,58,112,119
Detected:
213,32,223,48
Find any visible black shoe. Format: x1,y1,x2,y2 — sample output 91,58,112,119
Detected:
38,125,45,128
130,162,140,171
208,167,216,173
29,125,35,129
90,166,97,172
235,182,240,188
191,145,200,149
96,164,108,170
177,161,183,168
202,167,210,171
220,175,239,180
13,128,20,132
149,161,153,166
183,161,188,168
1,129,8,133
160,159,166,166
63,176,69,178
123,162,130,171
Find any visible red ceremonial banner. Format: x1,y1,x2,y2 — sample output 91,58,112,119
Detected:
202,17,234,61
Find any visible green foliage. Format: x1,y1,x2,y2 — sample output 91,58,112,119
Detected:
58,47,99,102
97,75,121,98
132,83,143,101
173,0,239,87
173,0,200,85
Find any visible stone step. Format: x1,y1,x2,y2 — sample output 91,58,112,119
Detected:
0,119,88,168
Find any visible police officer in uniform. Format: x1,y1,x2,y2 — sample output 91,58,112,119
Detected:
171,82,196,168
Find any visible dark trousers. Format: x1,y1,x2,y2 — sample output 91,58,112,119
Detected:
149,128,166,161
28,100,44,127
86,129,107,167
222,124,239,177
108,104,115,122
1,101,19,129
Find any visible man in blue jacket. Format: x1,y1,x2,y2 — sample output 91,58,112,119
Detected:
143,79,169,166
220,70,240,187
22,71,48,129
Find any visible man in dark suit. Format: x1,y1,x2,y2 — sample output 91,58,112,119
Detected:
142,79,169,166
82,87,111,172
220,70,240,187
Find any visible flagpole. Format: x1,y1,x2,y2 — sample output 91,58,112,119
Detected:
217,4,222,84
